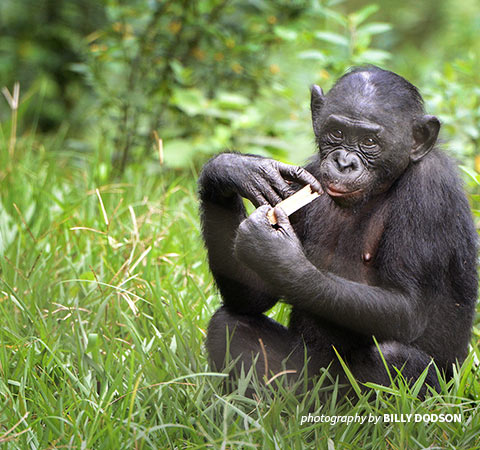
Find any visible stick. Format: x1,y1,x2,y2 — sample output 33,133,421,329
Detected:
267,184,321,225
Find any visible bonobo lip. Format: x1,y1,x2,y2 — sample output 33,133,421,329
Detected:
326,185,363,197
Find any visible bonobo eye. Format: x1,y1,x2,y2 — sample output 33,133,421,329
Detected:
331,129,343,139
361,136,377,149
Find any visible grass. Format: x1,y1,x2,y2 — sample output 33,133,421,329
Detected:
1,133,480,449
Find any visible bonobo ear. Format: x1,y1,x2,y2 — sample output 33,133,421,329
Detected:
411,115,440,162
310,84,325,126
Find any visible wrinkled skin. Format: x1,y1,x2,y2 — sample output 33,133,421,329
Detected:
201,152,322,207
310,81,440,207
198,66,478,396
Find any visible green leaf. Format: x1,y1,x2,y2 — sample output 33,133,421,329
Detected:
274,26,298,41
86,333,99,353
464,124,480,139
0,202,17,253
349,4,379,27
242,136,291,153
314,31,349,48
69,63,89,75
298,50,327,62
202,107,238,120
79,271,95,281
323,8,348,27
169,60,193,85
231,106,262,129
354,49,391,64
170,88,208,116
460,165,480,185
216,92,250,109
357,22,392,37
332,346,362,397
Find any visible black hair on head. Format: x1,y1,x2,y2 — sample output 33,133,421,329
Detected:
334,65,425,114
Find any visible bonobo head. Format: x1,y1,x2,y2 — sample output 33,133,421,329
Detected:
310,66,440,206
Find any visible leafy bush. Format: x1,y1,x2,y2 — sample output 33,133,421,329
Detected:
73,1,393,171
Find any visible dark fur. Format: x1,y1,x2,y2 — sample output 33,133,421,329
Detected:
198,66,478,394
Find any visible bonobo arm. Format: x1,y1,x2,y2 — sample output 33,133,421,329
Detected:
198,152,321,314
234,205,425,341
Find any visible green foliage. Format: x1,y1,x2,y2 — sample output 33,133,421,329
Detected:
425,58,480,162
66,1,395,170
2,0,479,171
74,0,309,170
0,0,104,132
1,139,480,448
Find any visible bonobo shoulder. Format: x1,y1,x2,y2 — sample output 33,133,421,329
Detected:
394,148,469,213
382,148,477,275
369,147,477,313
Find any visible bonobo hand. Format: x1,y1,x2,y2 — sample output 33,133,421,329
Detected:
212,153,322,207
234,205,306,282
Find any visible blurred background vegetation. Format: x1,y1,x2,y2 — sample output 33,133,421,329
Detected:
1,0,479,174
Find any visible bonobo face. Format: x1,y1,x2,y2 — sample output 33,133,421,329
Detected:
310,68,440,207
315,110,411,207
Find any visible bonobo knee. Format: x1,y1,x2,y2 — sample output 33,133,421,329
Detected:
206,307,246,371
357,341,440,397
206,307,228,368
206,306,301,375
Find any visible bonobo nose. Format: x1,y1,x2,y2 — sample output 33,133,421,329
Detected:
334,152,360,173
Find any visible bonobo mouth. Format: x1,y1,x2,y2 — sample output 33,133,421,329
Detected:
326,185,363,198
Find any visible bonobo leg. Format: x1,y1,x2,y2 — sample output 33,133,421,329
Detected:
207,309,439,396
207,306,306,379
199,189,278,314
348,341,440,394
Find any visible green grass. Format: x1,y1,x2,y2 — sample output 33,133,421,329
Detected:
1,136,480,449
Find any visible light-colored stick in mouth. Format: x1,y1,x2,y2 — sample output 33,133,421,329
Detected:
267,184,321,225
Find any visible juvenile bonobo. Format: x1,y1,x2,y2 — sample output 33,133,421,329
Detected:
198,66,478,393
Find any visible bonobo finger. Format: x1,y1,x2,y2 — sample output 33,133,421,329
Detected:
249,205,272,226
255,205,271,215
250,192,269,208
263,187,283,206
273,205,294,232
251,178,282,206
269,174,297,199
278,163,323,193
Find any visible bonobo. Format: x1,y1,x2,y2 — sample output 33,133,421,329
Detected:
198,66,478,393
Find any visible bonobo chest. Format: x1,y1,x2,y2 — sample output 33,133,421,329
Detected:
297,196,384,284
